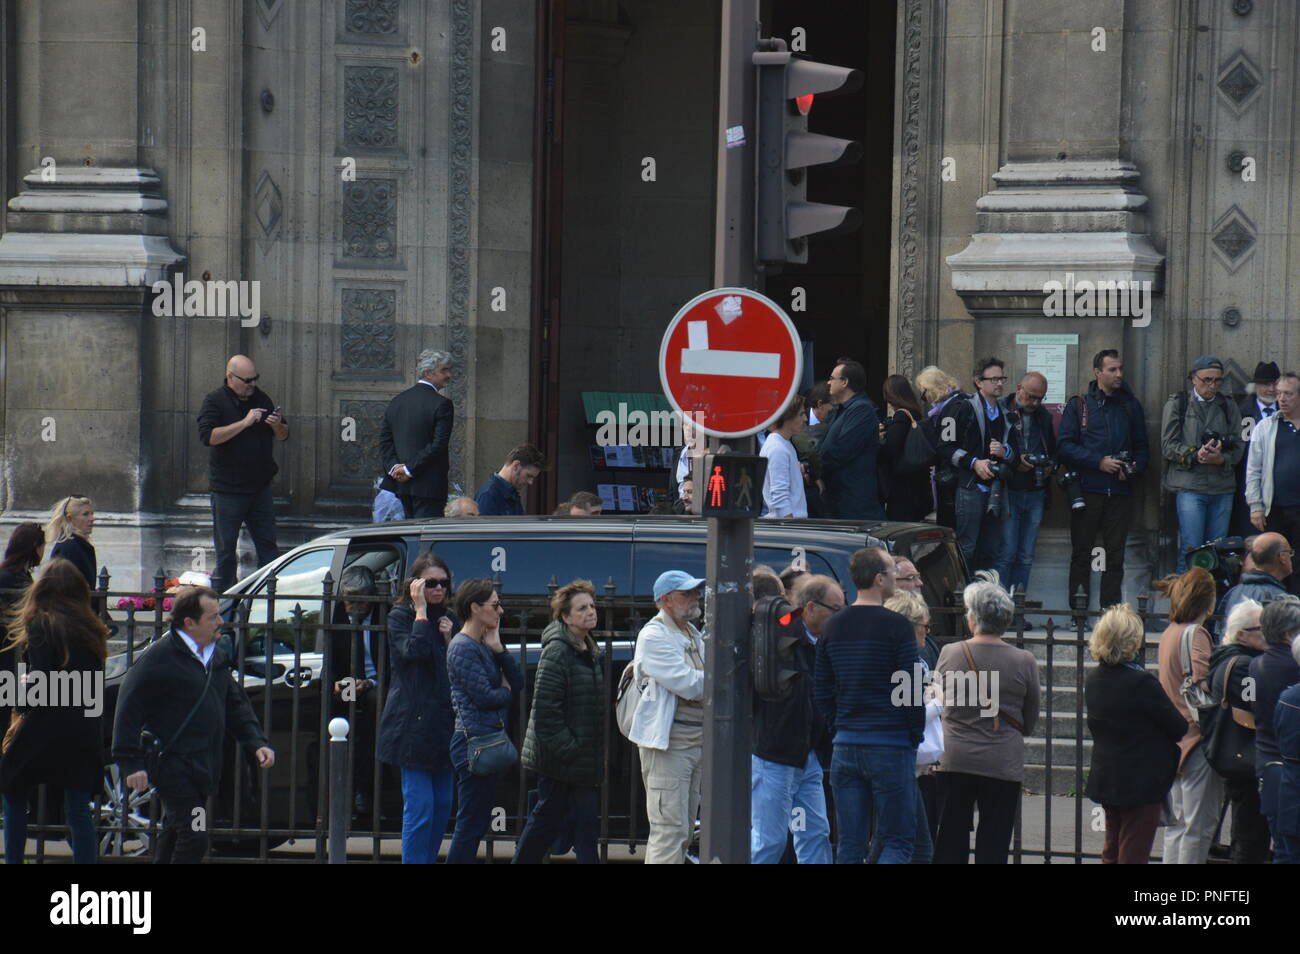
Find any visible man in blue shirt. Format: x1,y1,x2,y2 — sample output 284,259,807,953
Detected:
474,444,545,515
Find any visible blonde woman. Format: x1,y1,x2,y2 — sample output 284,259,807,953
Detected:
45,496,99,592
882,588,940,864
1084,603,1185,863
915,367,964,529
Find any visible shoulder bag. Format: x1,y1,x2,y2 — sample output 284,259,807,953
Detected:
466,650,519,775
1179,624,1218,711
959,640,1025,734
1206,655,1257,780
141,652,215,780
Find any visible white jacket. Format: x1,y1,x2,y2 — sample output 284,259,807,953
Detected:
628,610,706,751
1246,412,1284,515
760,431,807,518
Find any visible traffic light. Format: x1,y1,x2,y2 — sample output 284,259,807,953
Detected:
700,453,767,519
753,39,863,266
752,594,803,702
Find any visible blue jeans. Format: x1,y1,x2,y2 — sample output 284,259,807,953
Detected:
400,766,454,864
830,743,917,864
446,733,500,864
751,752,832,864
867,777,933,864
210,485,280,594
4,788,97,864
995,489,1045,594
955,486,1004,572
1174,492,1233,573
513,776,599,864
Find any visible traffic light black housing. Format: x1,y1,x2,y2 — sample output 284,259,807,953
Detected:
700,453,767,519
752,594,803,702
754,40,863,266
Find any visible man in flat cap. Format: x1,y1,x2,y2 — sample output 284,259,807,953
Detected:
1232,361,1281,537
1161,355,1244,572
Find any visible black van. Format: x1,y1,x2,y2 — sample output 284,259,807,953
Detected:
97,516,966,855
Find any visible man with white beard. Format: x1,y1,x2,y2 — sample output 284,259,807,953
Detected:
626,570,707,863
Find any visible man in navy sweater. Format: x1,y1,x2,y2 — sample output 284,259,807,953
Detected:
814,546,924,863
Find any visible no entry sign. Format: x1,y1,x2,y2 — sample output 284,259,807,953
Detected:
658,287,803,438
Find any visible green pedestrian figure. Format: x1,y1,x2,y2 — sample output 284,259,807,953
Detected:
736,467,753,510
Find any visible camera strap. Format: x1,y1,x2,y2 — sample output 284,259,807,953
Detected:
158,649,216,760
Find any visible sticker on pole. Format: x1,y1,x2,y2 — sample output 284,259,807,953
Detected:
659,287,803,439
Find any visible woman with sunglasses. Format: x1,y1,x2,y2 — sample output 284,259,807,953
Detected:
445,579,523,863
376,551,458,863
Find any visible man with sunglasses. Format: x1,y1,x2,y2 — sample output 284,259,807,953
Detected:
1161,355,1244,572
936,357,1017,572
197,354,288,594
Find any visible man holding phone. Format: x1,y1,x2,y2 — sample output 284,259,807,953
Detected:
198,354,290,594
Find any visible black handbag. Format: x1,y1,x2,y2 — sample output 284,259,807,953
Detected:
896,410,940,476
467,723,518,776
1206,656,1256,781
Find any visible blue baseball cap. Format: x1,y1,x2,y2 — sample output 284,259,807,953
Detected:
653,570,705,601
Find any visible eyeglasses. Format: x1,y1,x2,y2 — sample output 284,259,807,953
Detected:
980,376,1008,383
812,600,843,613
424,577,449,588
896,574,920,583
1196,375,1223,385
1241,626,1262,632
487,601,503,610
231,372,260,384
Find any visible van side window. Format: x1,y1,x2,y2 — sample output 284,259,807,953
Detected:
423,540,633,602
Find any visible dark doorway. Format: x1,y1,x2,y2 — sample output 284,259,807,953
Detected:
762,0,896,402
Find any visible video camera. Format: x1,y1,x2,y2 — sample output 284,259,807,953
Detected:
1184,536,1248,597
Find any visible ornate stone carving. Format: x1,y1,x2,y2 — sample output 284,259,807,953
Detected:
344,66,399,150
345,0,400,36
445,0,473,490
254,170,283,247
342,179,397,260
341,288,397,370
1217,51,1262,115
1211,206,1256,272
895,0,924,378
255,0,285,31
337,399,389,482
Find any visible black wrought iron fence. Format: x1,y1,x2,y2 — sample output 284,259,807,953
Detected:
5,571,1202,864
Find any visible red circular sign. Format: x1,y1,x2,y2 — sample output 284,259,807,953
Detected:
659,287,804,438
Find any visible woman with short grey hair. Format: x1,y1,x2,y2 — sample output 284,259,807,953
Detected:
932,578,1040,863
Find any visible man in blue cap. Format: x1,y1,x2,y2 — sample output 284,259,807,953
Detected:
1161,355,1244,571
626,569,706,863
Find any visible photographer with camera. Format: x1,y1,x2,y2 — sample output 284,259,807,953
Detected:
1161,356,1244,573
937,357,1017,572
1058,350,1150,609
995,372,1056,595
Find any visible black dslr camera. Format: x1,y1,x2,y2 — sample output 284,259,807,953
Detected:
1114,450,1139,479
985,460,1008,517
1057,470,1086,510
1020,452,1054,491
1199,430,1237,453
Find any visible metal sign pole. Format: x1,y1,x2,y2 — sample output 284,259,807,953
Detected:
701,503,754,864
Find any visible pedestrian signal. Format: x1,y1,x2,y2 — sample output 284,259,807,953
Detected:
701,453,767,519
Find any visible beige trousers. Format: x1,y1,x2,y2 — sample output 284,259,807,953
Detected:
639,741,704,864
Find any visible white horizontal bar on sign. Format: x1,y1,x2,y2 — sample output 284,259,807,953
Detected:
680,348,781,378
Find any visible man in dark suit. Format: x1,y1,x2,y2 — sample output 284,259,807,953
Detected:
819,358,884,520
1232,361,1280,537
379,350,454,519
328,565,389,816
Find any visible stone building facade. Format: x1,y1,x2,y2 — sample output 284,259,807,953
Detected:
0,0,1295,604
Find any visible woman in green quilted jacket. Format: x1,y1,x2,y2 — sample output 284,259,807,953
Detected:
513,579,606,864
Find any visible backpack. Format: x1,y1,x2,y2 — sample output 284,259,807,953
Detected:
1178,624,1218,711
615,660,647,740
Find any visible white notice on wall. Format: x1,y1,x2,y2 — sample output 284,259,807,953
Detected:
1026,344,1069,404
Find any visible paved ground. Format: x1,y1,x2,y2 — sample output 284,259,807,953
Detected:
24,792,1205,863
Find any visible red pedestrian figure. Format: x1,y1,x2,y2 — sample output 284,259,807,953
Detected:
709,465,726,507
